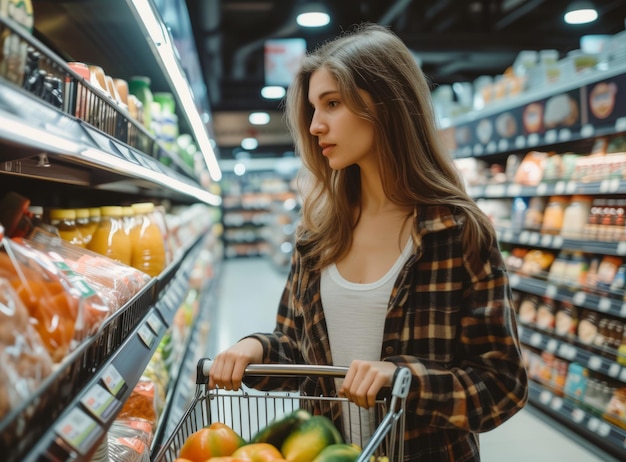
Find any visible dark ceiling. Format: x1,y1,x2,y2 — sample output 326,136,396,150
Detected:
184,0,626,153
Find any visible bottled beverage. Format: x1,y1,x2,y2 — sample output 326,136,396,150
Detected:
129,202,166,277
88,206,131,265
128,76,153,133
49,208,85,247
87,207,101,238
75,208,93,246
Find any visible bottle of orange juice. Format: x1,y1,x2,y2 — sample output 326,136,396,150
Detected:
74,208,93,246
88,206,131,265
129,202,166,277
49,208,85,247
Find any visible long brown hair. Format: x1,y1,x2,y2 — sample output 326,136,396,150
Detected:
285,23,494,269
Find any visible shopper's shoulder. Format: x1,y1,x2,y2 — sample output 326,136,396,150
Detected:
417,204,464,233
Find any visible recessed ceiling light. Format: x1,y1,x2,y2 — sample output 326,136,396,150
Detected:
249,112,270,125
241,137,258,150
564,1,598,24
261,86,286,99
296,3,330,28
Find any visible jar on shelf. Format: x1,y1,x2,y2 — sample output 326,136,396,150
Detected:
128,76,153,133
87,206,131,265
49,208,85,247
74,208,92,246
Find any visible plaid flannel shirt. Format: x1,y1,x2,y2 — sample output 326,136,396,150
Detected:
245,204,528,461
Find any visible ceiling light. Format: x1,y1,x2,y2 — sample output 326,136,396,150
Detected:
564,1,598,25
249,112,270,125
296,3,330,27
241,137,259,150
261,85,286,99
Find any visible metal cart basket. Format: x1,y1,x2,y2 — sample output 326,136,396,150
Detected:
153,359,412,462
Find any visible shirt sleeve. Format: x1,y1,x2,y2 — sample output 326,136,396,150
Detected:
385,243,529,433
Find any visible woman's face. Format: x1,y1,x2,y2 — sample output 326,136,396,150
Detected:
308,68,376,170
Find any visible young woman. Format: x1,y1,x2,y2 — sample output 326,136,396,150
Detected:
209,23,528,461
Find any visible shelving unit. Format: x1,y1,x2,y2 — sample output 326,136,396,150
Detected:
446,63,626,459
0,2,222,461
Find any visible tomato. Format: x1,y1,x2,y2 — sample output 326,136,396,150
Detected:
179,423,246,462
204,458,249,462
231,443,284,462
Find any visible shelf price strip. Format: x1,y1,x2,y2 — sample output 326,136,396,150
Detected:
54,408,103,456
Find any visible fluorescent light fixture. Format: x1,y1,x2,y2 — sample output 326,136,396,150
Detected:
129,0,222,182
234,162,246,176
261,86,286,99
241,137,259,150
564,1,598,24
249,112,270,125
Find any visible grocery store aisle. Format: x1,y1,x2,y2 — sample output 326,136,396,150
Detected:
209,257,617,462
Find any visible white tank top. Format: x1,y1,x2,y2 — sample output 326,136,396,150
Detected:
320,238,413,445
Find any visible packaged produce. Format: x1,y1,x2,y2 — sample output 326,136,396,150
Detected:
118,377,161,430
107,418,154,462
0,277,53,419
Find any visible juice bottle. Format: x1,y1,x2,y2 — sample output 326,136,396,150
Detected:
121,206,135,235
49,208,85,247
129,202,166,277
75,208,93,246
87,207,101,238
88,206,131,265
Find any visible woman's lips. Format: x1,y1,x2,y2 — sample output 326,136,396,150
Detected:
321,144,335,156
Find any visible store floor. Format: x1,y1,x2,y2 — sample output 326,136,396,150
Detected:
207,257,618,462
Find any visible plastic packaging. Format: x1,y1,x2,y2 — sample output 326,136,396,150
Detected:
0,276,53,419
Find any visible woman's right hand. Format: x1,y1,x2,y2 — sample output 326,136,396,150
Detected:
208,337,264,391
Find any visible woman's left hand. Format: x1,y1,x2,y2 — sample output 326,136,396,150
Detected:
340,360,398,409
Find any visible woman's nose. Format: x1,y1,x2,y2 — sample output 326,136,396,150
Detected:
309,113,326,135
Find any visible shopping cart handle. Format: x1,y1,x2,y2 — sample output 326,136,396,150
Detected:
199,359,413,395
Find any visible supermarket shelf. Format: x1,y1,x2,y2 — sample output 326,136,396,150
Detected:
445,63,626,159
528,381,626,460
519,326,626,384
509,273,626,320
496,227,626,256
469,179,626,200
0,82,219,206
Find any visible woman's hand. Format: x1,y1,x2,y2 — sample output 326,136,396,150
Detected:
208,338,264,391
340,360,398,409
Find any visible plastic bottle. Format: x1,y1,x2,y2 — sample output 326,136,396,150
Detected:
128,202,166,277
49,208,85,247
128,76,153,133
87,207,101,239
87,206,131,265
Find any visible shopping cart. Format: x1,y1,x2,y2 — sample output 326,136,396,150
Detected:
153,359,412,462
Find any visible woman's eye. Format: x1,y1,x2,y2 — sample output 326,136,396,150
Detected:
328,100,339,108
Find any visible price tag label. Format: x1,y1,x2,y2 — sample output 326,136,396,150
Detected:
508,184,522,197
565,181,577,194
146,312,165,335
537,183,548,195
529,233,540,245
503,230,514,242
587,355,603,371
580,124,595,138
597,422,611,437
551,397,563,411
55,408,102,455
573,292,586,306
616,117,626,133
519,231,530,243
545,130,557,144
617,242,626,256
527,133,540,146
545,284,558,299
539,390,552,405
487,141,497,153
598,297,611,312
509,274,520,288
529,332,543,347
138,323,156,348
80,384,119,423
541,234,553,247
587,417,600,432
473,144,484,156
559,128,572,141
515,136,526,149
621,304,626,317
552,236,564,248
620,367,626,383
609,178,621,192
554,181,566,194
101,365,125,396
498,139,509,151
600,179,611,193
571,408,585,423
463,146,472,157
608,363,621,378
546,339,558,353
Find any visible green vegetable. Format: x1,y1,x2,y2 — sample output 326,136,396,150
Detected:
312,443,361,462
281,415,344,462
251,408,311,448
